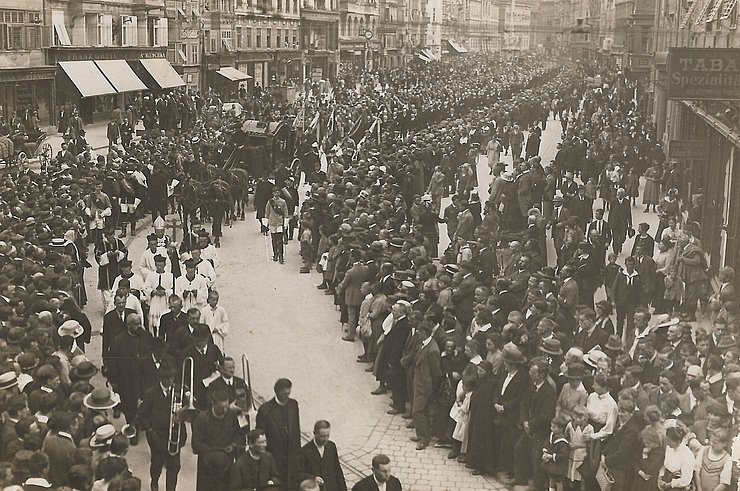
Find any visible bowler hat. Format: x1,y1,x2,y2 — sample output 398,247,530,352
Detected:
604,335,623,352
70,361,99,380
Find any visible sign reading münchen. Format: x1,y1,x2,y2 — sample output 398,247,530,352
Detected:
666,48,740,101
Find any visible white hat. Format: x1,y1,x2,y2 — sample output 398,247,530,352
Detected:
57,320,84,338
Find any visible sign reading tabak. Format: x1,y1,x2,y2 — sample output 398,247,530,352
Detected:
666,48,740,101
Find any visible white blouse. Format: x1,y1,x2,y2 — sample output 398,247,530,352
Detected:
586,392,618,440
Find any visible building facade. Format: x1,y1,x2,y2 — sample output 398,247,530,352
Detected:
651,0,740,275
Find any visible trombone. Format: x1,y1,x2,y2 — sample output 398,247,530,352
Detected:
241,354,256,411
168,357,198,455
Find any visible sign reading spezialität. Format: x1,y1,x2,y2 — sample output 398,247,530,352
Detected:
666,48,740,101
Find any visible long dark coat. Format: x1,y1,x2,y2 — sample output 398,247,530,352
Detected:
256,397,301,485
466,372,499,472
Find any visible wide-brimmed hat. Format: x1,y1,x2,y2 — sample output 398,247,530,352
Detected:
604,335,623,352
57,320,84,338
540,338,563,356
0,372,18,390
83,388,121,410
89,424,116,448
70,361,99,380
583,349,608,368
563,363,586,380
503,344,527,364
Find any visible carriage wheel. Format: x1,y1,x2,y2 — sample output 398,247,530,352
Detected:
39,143,52,172
17,152,28,166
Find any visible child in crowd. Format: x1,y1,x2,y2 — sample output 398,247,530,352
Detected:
664,266,685,317
450,376,475,463
299,217,314,274
200,290,229,353
694,428,732,491
542,414,570,491
565,405,593,490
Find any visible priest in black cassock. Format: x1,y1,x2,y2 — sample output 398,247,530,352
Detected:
191,388,245,491
256,378,301,488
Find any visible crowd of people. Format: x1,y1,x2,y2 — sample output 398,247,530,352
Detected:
270,57,740,491
0,49,736,491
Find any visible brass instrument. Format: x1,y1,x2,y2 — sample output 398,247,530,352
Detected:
241,354,256,411
168,357,198,455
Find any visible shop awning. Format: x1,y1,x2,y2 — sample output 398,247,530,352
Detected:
138,58,185,88
421,48,436,61
216,66,252,81
447,40,468,53
417,51,431,62
222,38,234,52
58,61,116,98
94,60,147,93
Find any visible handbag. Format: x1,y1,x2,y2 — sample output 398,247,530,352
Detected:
595,459,614,491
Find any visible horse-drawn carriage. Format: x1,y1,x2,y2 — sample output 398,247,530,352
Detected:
0,132,52,171
223,119,292,178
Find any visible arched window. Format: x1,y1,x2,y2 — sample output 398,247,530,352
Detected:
353,18,358,36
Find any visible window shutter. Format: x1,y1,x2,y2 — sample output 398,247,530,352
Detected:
159,17,168,46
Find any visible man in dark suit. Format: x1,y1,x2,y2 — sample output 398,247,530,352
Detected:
102,294,136,367
168,308,212,364
411,322,441,450
550,195,571,259
492,345,529,479
256,378,301,488
352,454,402,491
514,357,557,490
586,208,612,245
558,265,579,319
338,250,370,342
108,312,157,426
181,323,224,410
294,420,347,491
570,186,593,230
612,256,644,337
608,188,632,254
451,261,478,327
157,295,188,344
138,362,185,491
572,308,610,354
208,357,251,422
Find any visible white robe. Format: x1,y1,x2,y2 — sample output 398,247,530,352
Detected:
201,245,221,271
193,259,217,289
111,273,146,304
175,273,209,312
200,305,229,353
143,271,175,334
139,247,171,281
